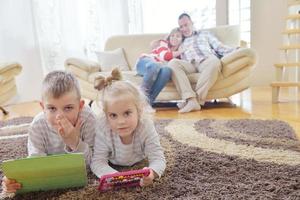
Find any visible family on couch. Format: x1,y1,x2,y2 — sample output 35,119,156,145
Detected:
136,13,240,113
65,15,256,112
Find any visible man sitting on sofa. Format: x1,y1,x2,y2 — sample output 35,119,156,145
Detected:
169,13,238,113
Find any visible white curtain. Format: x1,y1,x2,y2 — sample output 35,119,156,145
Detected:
31,0,130,74
127,0,143,34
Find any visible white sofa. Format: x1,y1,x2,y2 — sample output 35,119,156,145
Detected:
0,62,22,114
65,25,257,104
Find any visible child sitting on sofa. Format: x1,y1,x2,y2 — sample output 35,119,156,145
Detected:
136,27,185,105
1,70,97,196
91,68,166,187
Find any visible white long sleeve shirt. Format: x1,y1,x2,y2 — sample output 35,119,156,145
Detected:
27,106,97,165
91,116,166,178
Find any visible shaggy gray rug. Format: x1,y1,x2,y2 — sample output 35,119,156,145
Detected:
0,117,300,200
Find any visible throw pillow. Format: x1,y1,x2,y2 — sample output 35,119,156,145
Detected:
95,48,130,71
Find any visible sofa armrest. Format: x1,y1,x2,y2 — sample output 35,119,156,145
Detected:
65,58,101,81
0,62,22,84
221,48,257,78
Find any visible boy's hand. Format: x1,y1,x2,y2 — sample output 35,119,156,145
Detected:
140,168,156,187
56,115,82,151
1,176,21,194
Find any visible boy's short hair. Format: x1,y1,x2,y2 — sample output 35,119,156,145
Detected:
42,70,81,100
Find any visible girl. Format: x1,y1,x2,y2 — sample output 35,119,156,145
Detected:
136,27,185,105
91,69,166,187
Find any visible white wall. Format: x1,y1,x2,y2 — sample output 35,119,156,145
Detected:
251,0,287,86
0,0,43,103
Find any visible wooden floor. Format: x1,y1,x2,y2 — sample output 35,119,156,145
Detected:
1,86,300,139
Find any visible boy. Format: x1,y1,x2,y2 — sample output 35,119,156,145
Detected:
1,70,97,195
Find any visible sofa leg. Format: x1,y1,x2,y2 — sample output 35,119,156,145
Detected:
88,100,94,107
227,97,236,107
206,98,236,108
0,106,9,115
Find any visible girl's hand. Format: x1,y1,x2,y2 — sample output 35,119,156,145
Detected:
140,168,156,187
1,176,21,194
178,45,187,53
56,115,82,150
179,44,193,53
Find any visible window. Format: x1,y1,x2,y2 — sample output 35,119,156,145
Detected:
137,0,216,33
228,0,251,45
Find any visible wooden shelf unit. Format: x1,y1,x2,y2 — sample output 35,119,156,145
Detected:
271,3,300,103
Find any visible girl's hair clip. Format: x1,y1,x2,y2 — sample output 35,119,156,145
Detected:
94,68,122,91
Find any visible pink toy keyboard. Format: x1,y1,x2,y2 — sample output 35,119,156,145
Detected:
98,169,150,191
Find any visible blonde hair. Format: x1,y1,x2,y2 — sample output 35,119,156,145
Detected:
42,70,81,100
94,68,151,119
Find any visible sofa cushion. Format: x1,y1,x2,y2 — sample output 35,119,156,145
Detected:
221,48,256,77
95,48,130,72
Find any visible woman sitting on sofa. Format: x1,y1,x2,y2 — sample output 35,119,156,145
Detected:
135,27,185,106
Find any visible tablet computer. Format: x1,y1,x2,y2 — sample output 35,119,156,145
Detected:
98,168,150,191
1,153,87,194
